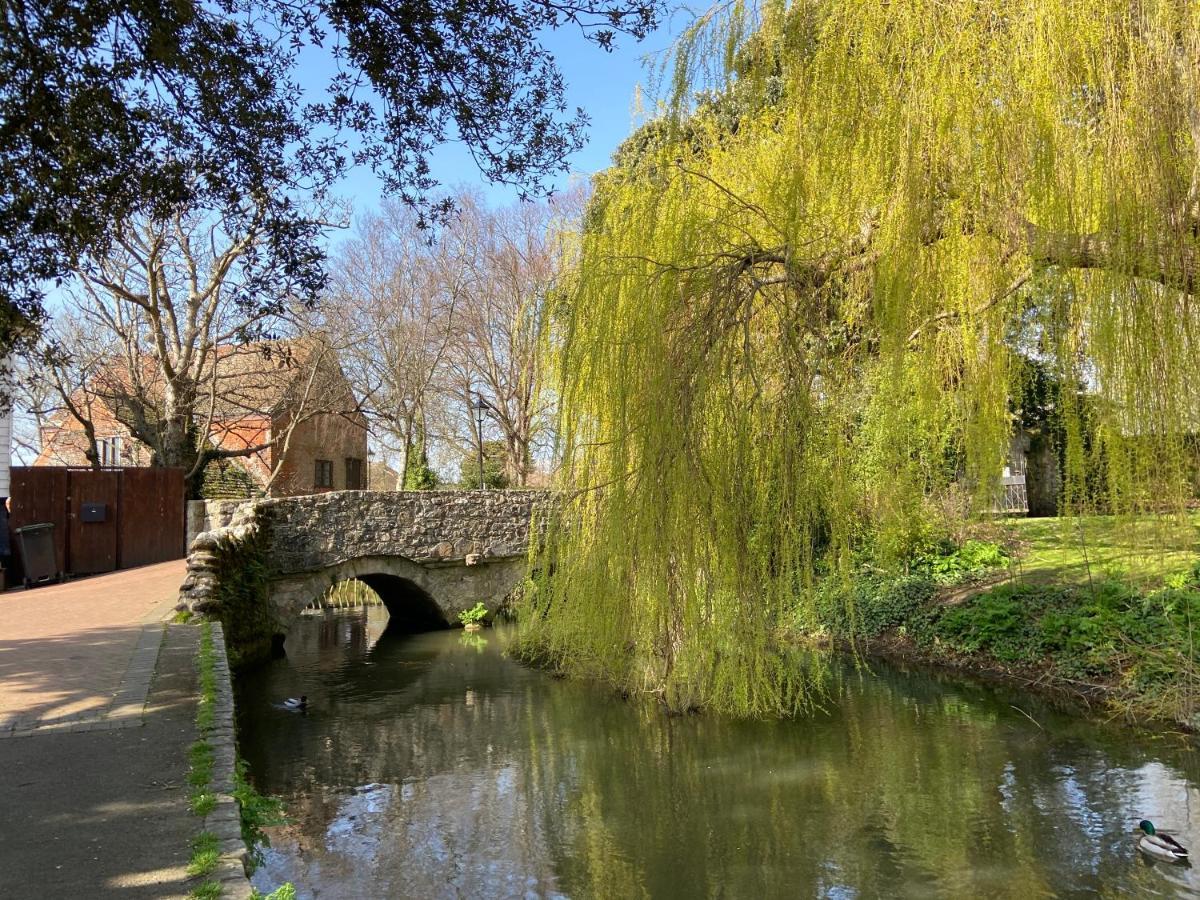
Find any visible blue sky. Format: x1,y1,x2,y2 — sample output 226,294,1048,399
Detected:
42,14,688,304
12,16,690,463
323,14,688,226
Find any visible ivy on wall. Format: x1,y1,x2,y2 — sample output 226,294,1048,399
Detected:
207,518,277,667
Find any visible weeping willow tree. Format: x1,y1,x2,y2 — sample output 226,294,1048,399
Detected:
516,0,1200,716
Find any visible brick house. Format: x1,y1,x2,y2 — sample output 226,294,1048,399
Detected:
34,338,368,498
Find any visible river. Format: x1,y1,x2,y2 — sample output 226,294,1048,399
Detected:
237,606,1200,898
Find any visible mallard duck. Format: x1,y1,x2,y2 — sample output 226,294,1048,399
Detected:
281,695,307,711
1136,820,1189,863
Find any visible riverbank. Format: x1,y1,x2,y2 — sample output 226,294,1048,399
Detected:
795,528,1200,731
822,630,1118,724
185,621,257,900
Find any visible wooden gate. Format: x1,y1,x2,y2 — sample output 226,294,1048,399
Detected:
67,468,120,575
120,467,187,568
7,467,186,583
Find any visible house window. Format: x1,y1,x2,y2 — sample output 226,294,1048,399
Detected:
345,457,364,490
98,436,123,467
314,459,334,489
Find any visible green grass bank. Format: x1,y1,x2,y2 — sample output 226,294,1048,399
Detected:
796,513,1200,729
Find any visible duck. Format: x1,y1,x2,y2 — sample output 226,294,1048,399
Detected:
1136,820,1189,863
281,695,308,711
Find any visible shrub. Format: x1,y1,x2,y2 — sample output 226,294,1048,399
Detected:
458,440,511,489
936,587,1046,662
928,578,1200,685
404,455,440,490
459,602,488,626
857,576,937,636
911,539,1009,584
807,574,936,639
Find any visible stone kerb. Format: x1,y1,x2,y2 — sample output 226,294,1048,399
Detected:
204,623,254,898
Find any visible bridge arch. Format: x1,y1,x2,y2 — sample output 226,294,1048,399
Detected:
354,574,444,632
267,552,528,634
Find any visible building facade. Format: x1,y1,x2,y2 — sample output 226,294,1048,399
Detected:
33,340,368,499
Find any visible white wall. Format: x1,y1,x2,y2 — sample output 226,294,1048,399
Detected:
0,354,11,498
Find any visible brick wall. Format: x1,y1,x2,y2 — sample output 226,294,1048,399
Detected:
270,411,368,497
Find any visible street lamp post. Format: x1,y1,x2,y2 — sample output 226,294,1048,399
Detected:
470,392,491,490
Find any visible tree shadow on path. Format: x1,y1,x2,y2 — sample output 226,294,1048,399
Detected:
0,626,203,898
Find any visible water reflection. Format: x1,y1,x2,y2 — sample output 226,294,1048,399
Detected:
237,609,1200,899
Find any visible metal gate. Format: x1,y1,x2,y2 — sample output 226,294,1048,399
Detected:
6,467,186,582
999,466,1029,514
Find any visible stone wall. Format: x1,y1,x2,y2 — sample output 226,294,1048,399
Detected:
186,499,254,550
261,489,553,573
178,509,263,621
178,490,555,642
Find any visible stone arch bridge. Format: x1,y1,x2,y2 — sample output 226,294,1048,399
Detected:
178,490,554,638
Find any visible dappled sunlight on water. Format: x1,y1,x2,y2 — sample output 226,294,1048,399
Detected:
238,609,1200,899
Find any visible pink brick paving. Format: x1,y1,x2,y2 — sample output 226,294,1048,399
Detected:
0,560,186,735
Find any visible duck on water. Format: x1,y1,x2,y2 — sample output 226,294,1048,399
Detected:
1136,821,1189,864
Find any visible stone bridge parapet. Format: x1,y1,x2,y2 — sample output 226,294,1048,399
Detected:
178,490,555,642
263,489,551,571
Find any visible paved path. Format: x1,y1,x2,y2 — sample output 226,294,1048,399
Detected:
0,560,185,734
0,624,201,897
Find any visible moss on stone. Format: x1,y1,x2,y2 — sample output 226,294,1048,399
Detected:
206,516,278,667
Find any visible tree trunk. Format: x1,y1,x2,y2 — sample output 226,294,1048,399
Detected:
80,419,101,470
160,381,206,497
397,435,411,490
505,429,532,486
395,411,416,490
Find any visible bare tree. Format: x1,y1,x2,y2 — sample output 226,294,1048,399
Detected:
28,199,355,494
319,188,581,489
446,190,582,486
8,350,63,465
19,318,111,467
321,200,462,488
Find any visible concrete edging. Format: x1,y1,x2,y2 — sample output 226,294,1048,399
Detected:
202,623,254,899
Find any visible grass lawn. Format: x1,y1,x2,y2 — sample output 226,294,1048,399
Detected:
801,512,1200,725
1000,511,1200,586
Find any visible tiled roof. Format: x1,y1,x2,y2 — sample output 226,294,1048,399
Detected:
46,337,358,427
